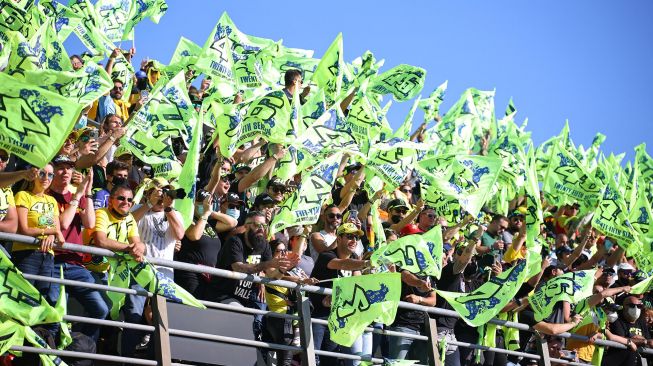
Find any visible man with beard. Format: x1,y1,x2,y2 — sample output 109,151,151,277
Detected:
478,215,509,255
502,209,525,245
308,205,342,262
211,211,297,340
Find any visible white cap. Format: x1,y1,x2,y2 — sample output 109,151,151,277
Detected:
618,263,635,271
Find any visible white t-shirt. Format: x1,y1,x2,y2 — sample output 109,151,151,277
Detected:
137,209,182,279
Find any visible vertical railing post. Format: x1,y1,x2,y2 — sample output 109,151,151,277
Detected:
535,333,551,366
152,295,172,366
424,317,442,366
296,288,317,366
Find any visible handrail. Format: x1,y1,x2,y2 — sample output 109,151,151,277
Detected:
3,230,653,364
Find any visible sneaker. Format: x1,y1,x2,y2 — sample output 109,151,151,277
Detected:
135,334,151,351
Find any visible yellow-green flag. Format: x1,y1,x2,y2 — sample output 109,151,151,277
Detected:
311,33,353,107
122,0,167,41
631,275,653,295
436,258,529,326
270,152,342,235
418,80,448,122
528,270,596,322
95,0,131,42
0,72,83,168
591,174,637,252
0,249,62,326
369,64,426,102
371,226,443,278
328,272,401,347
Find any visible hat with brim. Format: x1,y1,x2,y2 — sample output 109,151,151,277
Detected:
336,223,364,236
52,154,76,167
387,198,410,211
254,193,279,207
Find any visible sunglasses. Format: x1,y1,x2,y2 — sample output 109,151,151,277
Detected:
400,188,412,193
79,135,94,143
247,222,266,229
327,213,343,220
38,171,54,180
512,217,524,222
341,233,357,240
627,303,644,309
422,212,436,219
275,249,288,254
226,203,240,209
0,155,8,162
394,209,409,214
270,186,285,194
114,195,134,203
113,86,124,91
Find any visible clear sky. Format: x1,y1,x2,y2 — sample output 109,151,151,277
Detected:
67,0,653,162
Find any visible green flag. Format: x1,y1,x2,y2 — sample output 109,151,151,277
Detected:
631,275,653,295
524,144,544,239
270,153,342,234
22,321,69,366
369,64,426,102
38,0,83,41
418,80,447,122
5,18,71,77
207,99,244,158
591,174,637,251
95,0,131,42
168,36,202,66
296,104,359,164
68,0,114,55
175,107,203,229
528,270,596,322
122,71,197,164
54,269,72,350
239,89,292,146
107,254,205,319
365,139,421,191
0,249,62,326
542,141,602,210
371,225,443,278
635,143,653,184
0,318,26,356
24,60,113,106
436,258,529,326
122,0,167,40
328,272,401,347
0,72,83,168
311,33,353,107
418,154,502,218
392,96,420,140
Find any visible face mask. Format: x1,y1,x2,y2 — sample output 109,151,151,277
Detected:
112,176,127,186
196,204,205,217
226,208,240,220
391,215,402,224
607,312,619,323
625,307,641,322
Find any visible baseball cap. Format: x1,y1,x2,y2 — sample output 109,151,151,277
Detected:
399,224,424,236
618,263,635,272
52,154,76,167
509,208,526,218
145,177,173,191
387,198,410,211
336,223,364,236
254,193,279,207
222,192,244,205
267,177,286,189
135,70,147,79
233,163,251,173
114,146,133,158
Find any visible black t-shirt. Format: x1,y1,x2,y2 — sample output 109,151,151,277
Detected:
309,249,359,318
176,230,221,268
331,186,368,212
392,272,435,331
213,234,272,303
603,316,651,364
435,262,464,329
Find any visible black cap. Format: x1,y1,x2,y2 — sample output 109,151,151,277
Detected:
233,163,251,173
266,177,286,188
387,198,409,211
254,193,279,207
223,192,244,205
52,155,76,166
555,246,573,255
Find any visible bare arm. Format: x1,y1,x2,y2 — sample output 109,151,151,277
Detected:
606,246,625,268
165,210,185,241
210,211,238,233
0,169,37,188
339,88,357,112
0,205,17,233
16,207,59,237
93,230,132,252
309,232,336,254
326,257,370,272
75,128,124,169
234,139,265,164
453,238,478,274
533,316,582,335
131,203,150,222
237,146,285,193
389,199,424,232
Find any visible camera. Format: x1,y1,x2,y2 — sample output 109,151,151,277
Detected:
197,189,211,202
163,187,186,199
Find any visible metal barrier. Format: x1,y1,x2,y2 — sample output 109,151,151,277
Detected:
1,231,652,366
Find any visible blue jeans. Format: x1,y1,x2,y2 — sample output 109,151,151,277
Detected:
121,281,147,358
313,317,340,366
55,262,109,341
387,326,428,364
13,250,60,340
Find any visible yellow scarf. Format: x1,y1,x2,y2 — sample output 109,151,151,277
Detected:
113,98,131,120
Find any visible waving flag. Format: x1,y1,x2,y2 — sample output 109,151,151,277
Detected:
418,80,447,122
369,64,426,102
371,226,443,278
328,272,401,347
312,33,353,107
95,0,131,42
0,73,83,167
529,270,596,322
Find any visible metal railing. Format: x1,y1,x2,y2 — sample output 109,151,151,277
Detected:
1,231,651,366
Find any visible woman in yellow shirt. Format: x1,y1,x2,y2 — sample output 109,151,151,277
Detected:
13,163,65,306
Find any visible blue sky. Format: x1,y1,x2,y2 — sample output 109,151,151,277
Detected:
68,1,653,162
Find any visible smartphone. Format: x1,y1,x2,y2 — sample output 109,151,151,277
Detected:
140,90,149,100
88,129,99,139
349,209,359,222
604,238,614,251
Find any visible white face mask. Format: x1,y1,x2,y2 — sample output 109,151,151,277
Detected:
625,306,642,321
607,312,619,323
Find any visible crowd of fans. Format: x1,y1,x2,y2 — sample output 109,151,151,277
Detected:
1,52,652,366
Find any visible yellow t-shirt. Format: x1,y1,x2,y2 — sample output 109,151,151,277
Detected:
503,245,526,263
13,191,59,252
0,186,15,221
265,284,291,314
93,208,138,245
